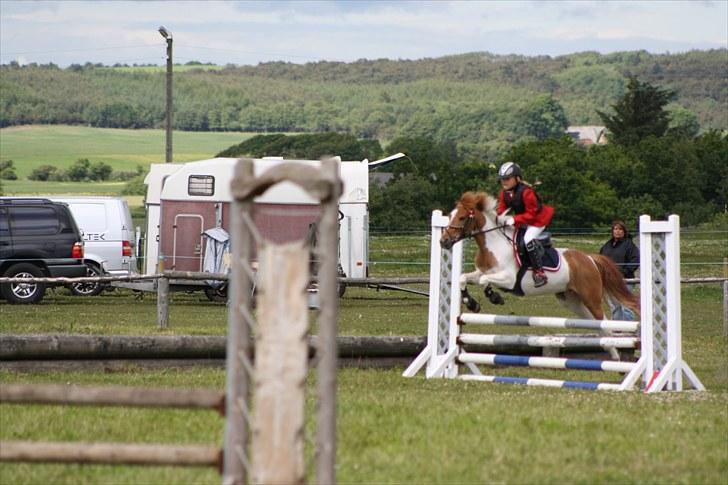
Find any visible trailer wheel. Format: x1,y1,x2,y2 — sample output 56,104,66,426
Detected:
337,264,346,298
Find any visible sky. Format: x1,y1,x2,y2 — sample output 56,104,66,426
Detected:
1,0,726,67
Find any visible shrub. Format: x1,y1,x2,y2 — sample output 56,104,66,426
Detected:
89,161,113,181
0,159,18,180
121,175,146,195
29,165,60,181
66,158,91,181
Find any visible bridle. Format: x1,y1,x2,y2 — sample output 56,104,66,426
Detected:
444,208,510,247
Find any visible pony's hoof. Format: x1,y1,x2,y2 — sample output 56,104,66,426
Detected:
486,289,505,305
462,296,481,313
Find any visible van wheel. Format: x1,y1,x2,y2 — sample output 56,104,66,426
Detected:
204,286,228,303
69,263,104,297
2,263,46,304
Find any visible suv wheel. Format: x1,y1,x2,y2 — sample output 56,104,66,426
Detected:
2,263,46,304
69,263,104,297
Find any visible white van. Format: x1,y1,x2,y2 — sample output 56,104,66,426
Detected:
46,196,138,296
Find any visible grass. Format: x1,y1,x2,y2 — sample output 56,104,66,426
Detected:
0,366,726,484
0,125,256,179
0,124,726,483
1,232,726,483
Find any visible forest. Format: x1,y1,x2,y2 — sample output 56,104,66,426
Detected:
1,50,726,229
1,49,725,160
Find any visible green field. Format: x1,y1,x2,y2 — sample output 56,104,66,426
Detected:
0,125,726,483
1,232,727,484
0,125,255,179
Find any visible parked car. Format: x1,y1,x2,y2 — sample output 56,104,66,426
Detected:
0,198,86,304
42,196,138,296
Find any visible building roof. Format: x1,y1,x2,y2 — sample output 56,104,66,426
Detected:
567,126,607,145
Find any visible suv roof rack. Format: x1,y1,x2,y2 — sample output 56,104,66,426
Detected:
0,198,54,205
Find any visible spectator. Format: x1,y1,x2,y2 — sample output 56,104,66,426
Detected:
600,220,639,320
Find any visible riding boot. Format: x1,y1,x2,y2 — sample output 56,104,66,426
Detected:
526,239,548,288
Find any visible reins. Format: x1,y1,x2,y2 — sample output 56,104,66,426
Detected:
446,216,511,245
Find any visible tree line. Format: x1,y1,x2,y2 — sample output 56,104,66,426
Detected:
220,78,726,230
1,49,725,161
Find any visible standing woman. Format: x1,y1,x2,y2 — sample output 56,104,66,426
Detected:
495,162,554,287
599,220,639,320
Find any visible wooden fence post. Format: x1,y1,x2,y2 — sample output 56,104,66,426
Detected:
251,243,309,484
157,276,169,329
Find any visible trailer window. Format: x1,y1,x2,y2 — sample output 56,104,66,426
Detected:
188,175,215,196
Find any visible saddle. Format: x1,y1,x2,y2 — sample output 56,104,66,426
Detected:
514,230,560,271
509,229,561,295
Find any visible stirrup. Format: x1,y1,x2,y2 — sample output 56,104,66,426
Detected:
533,270,548,288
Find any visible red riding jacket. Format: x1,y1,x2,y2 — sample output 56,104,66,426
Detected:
497,183,554,228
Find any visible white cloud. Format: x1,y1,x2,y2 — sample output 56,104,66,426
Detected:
1,0,725,66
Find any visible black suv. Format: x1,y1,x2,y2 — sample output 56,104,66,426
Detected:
0,198,86,304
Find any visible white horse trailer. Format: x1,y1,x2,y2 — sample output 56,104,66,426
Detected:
142,157,373,282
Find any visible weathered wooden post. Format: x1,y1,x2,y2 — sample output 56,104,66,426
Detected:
223,158,341,484
315,159,340,485
223,160,254,485
157,276,169,329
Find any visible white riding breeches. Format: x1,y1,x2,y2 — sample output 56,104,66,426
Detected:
523,225,544,244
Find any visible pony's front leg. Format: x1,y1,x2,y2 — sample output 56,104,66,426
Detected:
477,269,516,290
459,269,483,290
459,270,483,313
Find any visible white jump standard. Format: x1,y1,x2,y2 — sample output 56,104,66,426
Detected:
403,212,705,392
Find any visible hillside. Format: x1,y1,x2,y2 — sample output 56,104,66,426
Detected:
1,50,725,159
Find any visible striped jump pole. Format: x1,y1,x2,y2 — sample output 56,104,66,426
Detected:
458,333,639,349
457,352,636,373
459,375,623,391
458,314,639,333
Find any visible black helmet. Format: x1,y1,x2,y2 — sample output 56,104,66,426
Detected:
498,162,522,180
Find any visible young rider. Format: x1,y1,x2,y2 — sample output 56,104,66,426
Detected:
495,162,554,287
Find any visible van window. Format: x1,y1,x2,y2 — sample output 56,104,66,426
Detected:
188,175,215,196
10,207,59,235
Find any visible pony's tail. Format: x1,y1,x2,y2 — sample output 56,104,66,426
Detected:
591,254,640,318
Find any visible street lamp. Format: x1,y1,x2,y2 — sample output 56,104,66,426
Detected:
159,26,173,163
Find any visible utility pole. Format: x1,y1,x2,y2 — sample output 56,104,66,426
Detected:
158,26,173,163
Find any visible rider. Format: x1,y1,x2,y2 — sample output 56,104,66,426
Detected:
495,162,554,288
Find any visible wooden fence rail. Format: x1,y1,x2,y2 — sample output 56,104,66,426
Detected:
0,384,225,413
0,442,221,468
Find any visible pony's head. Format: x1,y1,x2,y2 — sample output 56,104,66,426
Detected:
440,191,495,249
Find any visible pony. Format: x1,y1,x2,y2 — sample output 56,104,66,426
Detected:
440,191,639,321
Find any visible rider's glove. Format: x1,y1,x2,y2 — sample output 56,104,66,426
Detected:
497,215,515,226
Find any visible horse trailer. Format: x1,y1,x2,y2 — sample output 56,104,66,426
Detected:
136,155,402,297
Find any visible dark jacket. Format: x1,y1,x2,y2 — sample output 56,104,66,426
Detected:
599,236,639,278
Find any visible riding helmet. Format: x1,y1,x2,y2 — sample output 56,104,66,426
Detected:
498,161,522,180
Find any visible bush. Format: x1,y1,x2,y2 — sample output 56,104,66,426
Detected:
111,164,145,181
121,175,146,195
67,158,91,181
29,165,60,181
89,162,113,181
0,159,18,180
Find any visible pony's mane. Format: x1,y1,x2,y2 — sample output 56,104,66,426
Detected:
459,191,497,215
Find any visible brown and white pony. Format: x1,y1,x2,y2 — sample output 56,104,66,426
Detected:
440,191,639,320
